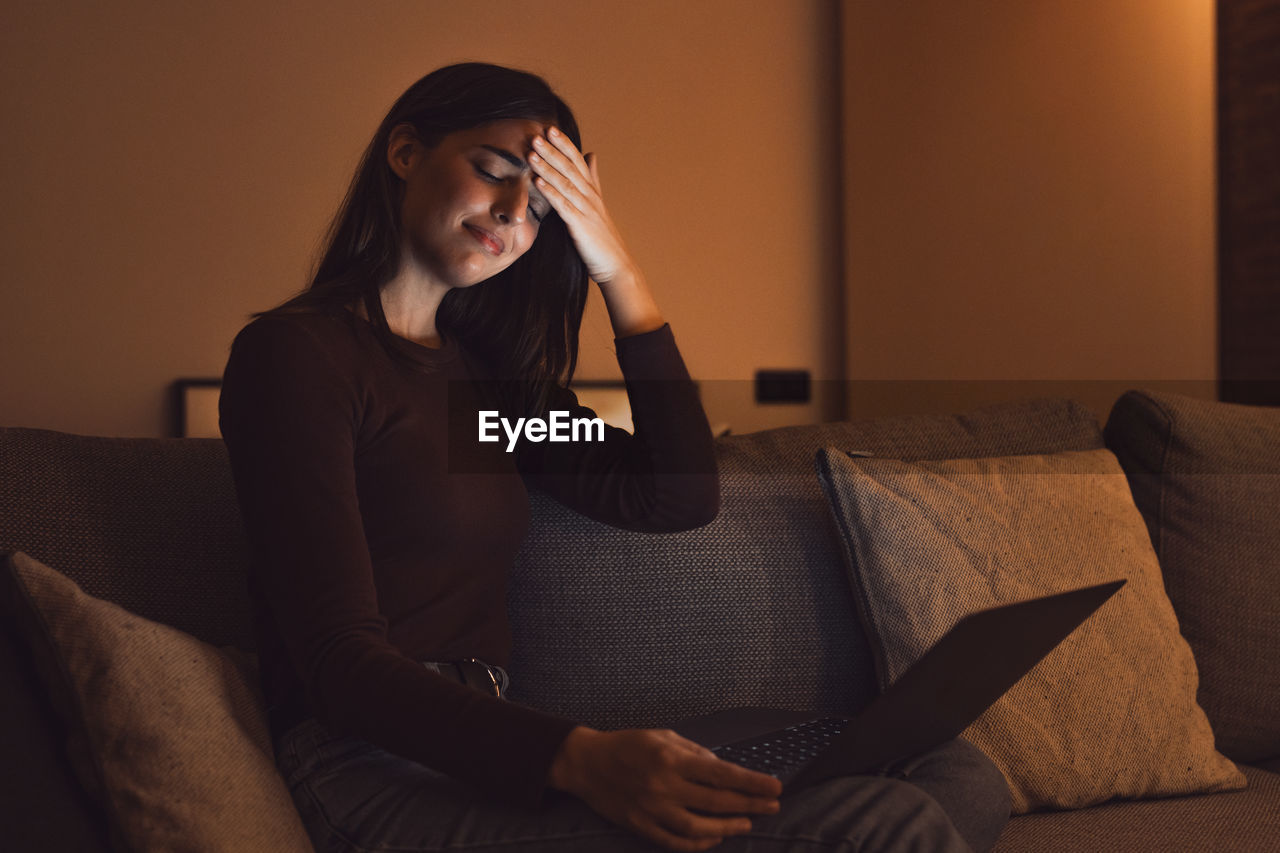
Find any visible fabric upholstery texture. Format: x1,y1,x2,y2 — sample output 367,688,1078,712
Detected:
815,446,1246,813
993,765,1280,852
0,428,252,649
0,551,313,853
1105,389,1280,762
508,398,1105,730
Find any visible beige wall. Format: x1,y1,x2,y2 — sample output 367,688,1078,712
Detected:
1,1,1217,437
1,0,842,437
841,0,1217,419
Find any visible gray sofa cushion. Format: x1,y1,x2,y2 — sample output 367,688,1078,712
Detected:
1104,390,1280,763
0,428,251,649
993,765,1280,852
508,397,1103,730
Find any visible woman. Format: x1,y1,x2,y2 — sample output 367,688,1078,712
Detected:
219,63,1009,852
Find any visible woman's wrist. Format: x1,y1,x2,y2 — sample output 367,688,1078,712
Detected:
548,725,600,794
598,267,665,338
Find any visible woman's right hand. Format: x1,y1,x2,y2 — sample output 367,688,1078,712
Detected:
547,725,783,852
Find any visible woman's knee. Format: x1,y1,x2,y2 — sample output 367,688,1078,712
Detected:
950,740,1011,814
863,776,981,853
918,739,1011,853
749,775,972,852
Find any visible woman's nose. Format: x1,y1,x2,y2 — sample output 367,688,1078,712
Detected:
491,180,530,225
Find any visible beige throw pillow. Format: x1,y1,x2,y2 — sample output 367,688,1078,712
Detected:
1,551,313,852
815,447,1246,813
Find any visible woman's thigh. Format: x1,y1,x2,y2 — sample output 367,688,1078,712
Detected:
277,720,995,853
276,717,643,853
733,771,975,853
750,738,1008,853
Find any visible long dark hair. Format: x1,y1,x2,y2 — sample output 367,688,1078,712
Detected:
258,63,588,418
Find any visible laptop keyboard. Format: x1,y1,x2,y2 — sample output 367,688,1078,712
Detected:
712,717,851,778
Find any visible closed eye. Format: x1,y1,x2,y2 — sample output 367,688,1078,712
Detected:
530,196,552,224
528,189,551,224
474,162,549,224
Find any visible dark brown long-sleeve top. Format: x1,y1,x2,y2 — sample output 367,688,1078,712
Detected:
218,308,717,807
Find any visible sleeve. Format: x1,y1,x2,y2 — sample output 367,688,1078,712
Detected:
218,316,578,806
516,323,720,532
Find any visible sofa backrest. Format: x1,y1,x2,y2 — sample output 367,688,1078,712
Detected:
1,398,1104,730
0,428,253,649
1104,389,1280,763
509,397,1104,729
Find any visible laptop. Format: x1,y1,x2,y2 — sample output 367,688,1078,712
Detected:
673,579,1125,795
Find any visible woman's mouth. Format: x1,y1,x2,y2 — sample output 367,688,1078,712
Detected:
465,224,504,256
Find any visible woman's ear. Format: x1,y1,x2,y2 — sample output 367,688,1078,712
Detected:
386,123,420,180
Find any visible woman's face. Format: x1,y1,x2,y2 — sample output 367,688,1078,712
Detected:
389,118,554,290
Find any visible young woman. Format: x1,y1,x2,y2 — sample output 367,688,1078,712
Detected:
219,63,1009,853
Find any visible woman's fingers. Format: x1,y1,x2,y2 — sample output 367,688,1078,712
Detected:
530,133,596,205
529,160,592,221
658,732,782,806
682,754,784,799
563,728,776,852
543,127,595,186
674,776,782,817
531,170,587,222
525,130,637,285
528,156,584,218
646,795,753,849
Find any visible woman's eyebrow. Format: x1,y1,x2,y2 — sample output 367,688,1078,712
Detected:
477,144,528,172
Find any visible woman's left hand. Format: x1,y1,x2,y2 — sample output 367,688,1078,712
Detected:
528,128,637,287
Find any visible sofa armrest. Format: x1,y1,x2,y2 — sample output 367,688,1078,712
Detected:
0,620,112,851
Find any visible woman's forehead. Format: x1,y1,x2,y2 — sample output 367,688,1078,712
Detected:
456,118,550,149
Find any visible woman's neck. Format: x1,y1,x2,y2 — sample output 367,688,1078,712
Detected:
365,274,449,349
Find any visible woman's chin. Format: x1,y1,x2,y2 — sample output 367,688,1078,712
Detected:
456,257,513,288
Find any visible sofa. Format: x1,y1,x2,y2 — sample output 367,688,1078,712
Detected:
2,390,1277,852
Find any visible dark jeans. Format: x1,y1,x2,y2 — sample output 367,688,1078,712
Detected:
272,712,1008,845
275,669,1010,853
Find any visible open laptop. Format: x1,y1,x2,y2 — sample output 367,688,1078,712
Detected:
673,579,1125,795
